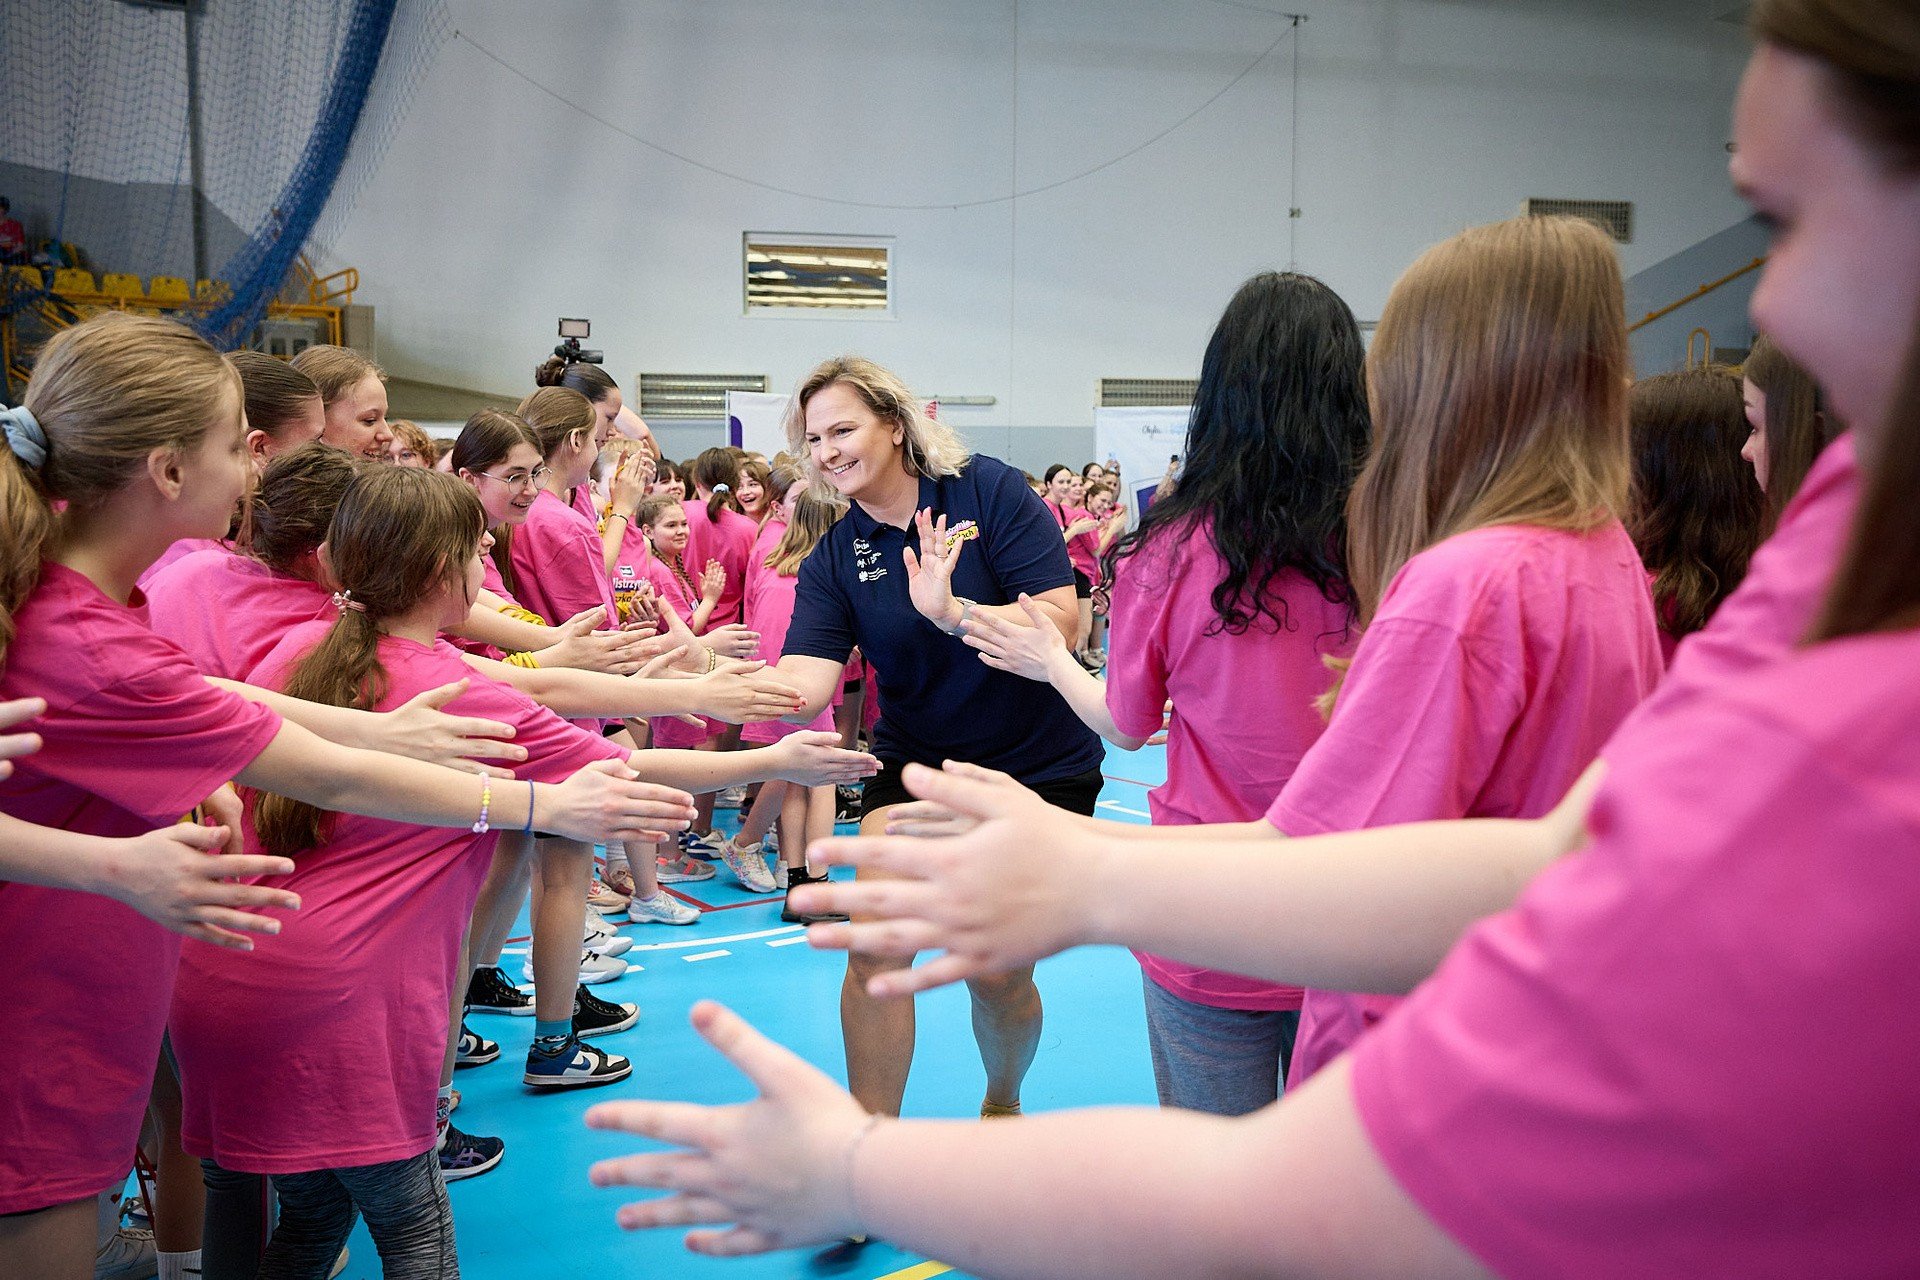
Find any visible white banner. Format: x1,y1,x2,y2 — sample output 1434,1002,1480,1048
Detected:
1094,405,1190,520
726,391,793,458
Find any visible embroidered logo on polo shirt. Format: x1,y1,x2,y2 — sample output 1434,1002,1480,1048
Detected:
853,536,888,584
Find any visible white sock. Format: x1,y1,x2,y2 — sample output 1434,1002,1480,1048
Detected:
159,1249,203,1280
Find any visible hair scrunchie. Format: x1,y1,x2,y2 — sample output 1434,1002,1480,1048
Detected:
331,590,367,614
0,404,48,472
712,482,731,494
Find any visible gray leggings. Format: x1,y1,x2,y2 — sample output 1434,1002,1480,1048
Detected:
1141,972,1299,1117
260,1151,457,1280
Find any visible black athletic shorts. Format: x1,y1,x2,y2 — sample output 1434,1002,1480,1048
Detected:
859,759,1104,822
1071,567,1093,599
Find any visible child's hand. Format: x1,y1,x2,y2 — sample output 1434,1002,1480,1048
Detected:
701,560,726,602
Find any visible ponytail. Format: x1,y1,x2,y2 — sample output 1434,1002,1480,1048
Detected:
690,446,743,521
251,605,388,855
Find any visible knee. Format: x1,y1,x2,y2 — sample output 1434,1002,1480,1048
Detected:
846,949,913,985
966,969,1037,1006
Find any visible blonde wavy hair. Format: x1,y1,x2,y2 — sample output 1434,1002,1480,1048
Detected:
782,355,970,497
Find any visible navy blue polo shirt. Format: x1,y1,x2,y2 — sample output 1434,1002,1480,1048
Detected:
784,453,1104,784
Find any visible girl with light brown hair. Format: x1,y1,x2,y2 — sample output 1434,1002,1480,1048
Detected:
288,343,390,462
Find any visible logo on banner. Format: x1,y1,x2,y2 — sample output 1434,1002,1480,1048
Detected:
853,537,888,584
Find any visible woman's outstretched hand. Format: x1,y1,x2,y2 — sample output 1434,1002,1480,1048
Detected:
902,508,966,630
794,760,1103,997
585,1000,875,1256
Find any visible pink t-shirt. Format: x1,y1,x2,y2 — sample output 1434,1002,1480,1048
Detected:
1105,524,1355,1011
682,498,758,627
137,537,227,594
1044,499,1101,579
146,548,336,680
1268,520,1662,1079
606,518,656,624
745,517,786,606
170,627,627,1173
741,555,834,745
0,565,280,1213
1351,623,1920,1278
505,488,617,633
641,553,719,749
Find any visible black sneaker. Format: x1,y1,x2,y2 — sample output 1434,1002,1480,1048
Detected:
781,868,850,926
809,1235,873,1272
573,984,640,1038
438,1124,505,1181
834,784,863,823
466,965,534,1016
454,1020,500,1068
523,1033,632,1089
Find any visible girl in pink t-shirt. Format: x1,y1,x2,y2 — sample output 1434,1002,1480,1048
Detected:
1041,463,1103,659
959,271,1371,1115
682,446,760,629
729,487,844,906
0,314,688,1271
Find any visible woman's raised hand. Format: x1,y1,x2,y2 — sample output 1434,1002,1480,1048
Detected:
586,1001,874,1256
961,592,1070,682
902,508,965,629
794,760,1103,996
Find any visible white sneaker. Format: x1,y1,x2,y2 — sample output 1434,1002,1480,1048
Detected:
583,917,637,955
721,838,779,894
681,830,729,861
716,784,749,809
524,948,628,986
774,862,790,890
628,890,700,925
94,1226,157,1280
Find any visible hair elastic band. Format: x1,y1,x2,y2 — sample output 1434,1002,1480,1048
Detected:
331,590,367,614
712,483,731,493
0,404,48,472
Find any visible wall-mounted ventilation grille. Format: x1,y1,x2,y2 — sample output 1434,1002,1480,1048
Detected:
1098,378,1198,408
638,373,769,420
745,235,891,312
1522,198,1633,243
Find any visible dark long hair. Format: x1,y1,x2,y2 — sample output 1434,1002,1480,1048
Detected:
1104,271,1368,634
1744,334,1832,529
1628,368,1765,638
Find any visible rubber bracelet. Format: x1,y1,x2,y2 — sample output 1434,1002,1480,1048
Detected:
472,772,492,835
523,779,537,834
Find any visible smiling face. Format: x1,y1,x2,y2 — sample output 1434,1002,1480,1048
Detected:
645,503,691,556
322,373,392,461
1045,469,1075,505
804,381,905,502
736,472,766,516
1733,44,1920,439
460,441,545,527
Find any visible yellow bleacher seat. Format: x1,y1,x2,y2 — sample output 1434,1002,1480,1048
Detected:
5,265,42,290
148,276,191,304
53,268,98,296
195,278,228,302
100,273,145,300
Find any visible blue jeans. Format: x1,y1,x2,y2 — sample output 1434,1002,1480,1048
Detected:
1141,972,1298,1117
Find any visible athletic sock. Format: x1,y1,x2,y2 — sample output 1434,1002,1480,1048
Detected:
435,1084,454,1139
159,1248,203,1280
533,1018,571,1052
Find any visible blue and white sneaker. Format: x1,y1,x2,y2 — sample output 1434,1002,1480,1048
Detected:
679,830,729,862
523,1033,632,1089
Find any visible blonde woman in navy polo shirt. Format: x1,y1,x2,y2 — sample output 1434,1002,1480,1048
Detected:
770,355,1104,1131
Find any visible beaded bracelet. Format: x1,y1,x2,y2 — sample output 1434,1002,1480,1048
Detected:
472,772,493,835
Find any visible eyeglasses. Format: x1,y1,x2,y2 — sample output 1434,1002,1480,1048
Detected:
475,465,553,492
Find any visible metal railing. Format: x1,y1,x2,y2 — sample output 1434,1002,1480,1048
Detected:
1628,256,1766,334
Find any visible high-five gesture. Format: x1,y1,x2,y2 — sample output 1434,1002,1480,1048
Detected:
901,508,966,630
586,1001,876,1256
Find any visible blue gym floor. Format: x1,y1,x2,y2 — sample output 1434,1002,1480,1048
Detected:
334,742,1167,1280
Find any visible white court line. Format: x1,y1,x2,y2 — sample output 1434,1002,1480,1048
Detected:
628,925,802,952
683,949,732,962
1097,800,1150,818
766,935,810,948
